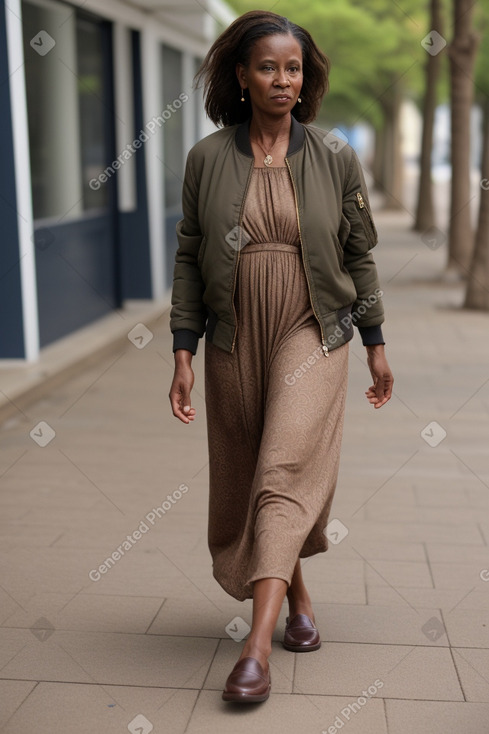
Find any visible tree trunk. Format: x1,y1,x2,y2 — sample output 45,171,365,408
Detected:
413,0,444,232
464,97,489,309
372,127,384,193
379,86,403,209
447,0,479,274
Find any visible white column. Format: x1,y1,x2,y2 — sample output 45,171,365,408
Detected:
141,25,165,299
182,50,195,156
5,0,39,361
113,22,136,212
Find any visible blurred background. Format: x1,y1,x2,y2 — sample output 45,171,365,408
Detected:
1,0,488,367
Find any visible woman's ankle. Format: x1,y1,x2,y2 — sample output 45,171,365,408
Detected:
239,638,272,666
286,589,315,621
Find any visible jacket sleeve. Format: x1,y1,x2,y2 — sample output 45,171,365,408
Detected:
341,147,385,345
169,150,206,354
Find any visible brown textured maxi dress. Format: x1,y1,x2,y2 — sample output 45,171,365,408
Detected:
204,164,349,602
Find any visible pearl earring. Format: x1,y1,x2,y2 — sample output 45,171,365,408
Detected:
241,88,245,102
298,96,302,103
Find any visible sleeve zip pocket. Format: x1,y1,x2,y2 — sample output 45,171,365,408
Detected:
356,192,378,248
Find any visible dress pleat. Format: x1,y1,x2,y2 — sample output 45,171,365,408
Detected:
204,165,349,601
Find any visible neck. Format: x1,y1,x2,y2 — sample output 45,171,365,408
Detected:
249,110,292,145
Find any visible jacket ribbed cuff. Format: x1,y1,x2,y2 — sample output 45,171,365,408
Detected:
357,324,385,346
172,329,200,355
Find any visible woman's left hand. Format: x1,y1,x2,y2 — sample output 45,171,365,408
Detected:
365,344,393,409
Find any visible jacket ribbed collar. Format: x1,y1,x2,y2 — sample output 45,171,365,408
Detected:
235,114,305,158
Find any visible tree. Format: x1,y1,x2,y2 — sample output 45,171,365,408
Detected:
228,0,426,210
464,19,489,309
413,0,445,231
446,0,480,275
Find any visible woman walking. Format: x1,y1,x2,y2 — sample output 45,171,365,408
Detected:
169,9,393,704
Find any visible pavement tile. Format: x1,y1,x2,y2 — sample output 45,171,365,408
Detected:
431,562,487,590
364,560,433,588
444,609,489,648
2,593,165,634
0,679,37,729
294,643,463,700
147,596,254,639
385,699,489,734
0,628,217,687
364,504,482,524
312,604,448,646
0,682,197,734
186,690,388,734
367,585,489,611
323,539,426,562
452,648,489,703
345,520,483,545
425,544,489,564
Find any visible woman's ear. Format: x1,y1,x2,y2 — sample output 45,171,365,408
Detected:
236,62,247,89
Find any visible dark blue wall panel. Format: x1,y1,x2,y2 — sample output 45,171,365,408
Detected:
0,1,25,358
118,30,152,300
34,216,118,347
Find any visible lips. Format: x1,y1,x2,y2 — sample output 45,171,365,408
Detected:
271,95,291,100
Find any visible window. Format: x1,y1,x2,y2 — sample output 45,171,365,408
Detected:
22,0,110,220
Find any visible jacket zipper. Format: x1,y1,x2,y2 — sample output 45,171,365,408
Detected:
230,159,255,353
285,158,329,357
356,192,376,247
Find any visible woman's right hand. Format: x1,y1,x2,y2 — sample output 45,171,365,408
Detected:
169,350,196,423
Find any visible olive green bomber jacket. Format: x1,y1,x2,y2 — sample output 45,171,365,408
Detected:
170,114,385,355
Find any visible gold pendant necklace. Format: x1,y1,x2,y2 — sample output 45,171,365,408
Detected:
251,134,289,167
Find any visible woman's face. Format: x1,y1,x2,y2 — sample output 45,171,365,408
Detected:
236,33,303,118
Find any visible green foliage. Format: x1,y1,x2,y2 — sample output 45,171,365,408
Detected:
475,0,489,100
226,0,429,128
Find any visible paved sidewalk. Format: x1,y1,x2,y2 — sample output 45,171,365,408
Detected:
1,209,489,734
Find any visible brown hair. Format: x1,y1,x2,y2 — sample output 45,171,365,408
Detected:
194,9,330,127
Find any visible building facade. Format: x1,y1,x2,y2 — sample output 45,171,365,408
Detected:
0,0,234,360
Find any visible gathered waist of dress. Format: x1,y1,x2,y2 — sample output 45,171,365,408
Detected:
240,242,300,254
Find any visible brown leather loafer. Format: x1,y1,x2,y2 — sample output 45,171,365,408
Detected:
283,613,321,652
222,656,271,703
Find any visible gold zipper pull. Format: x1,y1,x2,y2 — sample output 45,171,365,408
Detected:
322,343,329,357
356,192,365,209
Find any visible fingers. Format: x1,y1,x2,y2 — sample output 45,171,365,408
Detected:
365,375,392,409
169,384,196,424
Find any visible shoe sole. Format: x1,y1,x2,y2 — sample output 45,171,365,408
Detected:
222,685,271,703
282,640,321,652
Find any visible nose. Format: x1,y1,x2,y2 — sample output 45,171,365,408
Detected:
274,69,290,86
